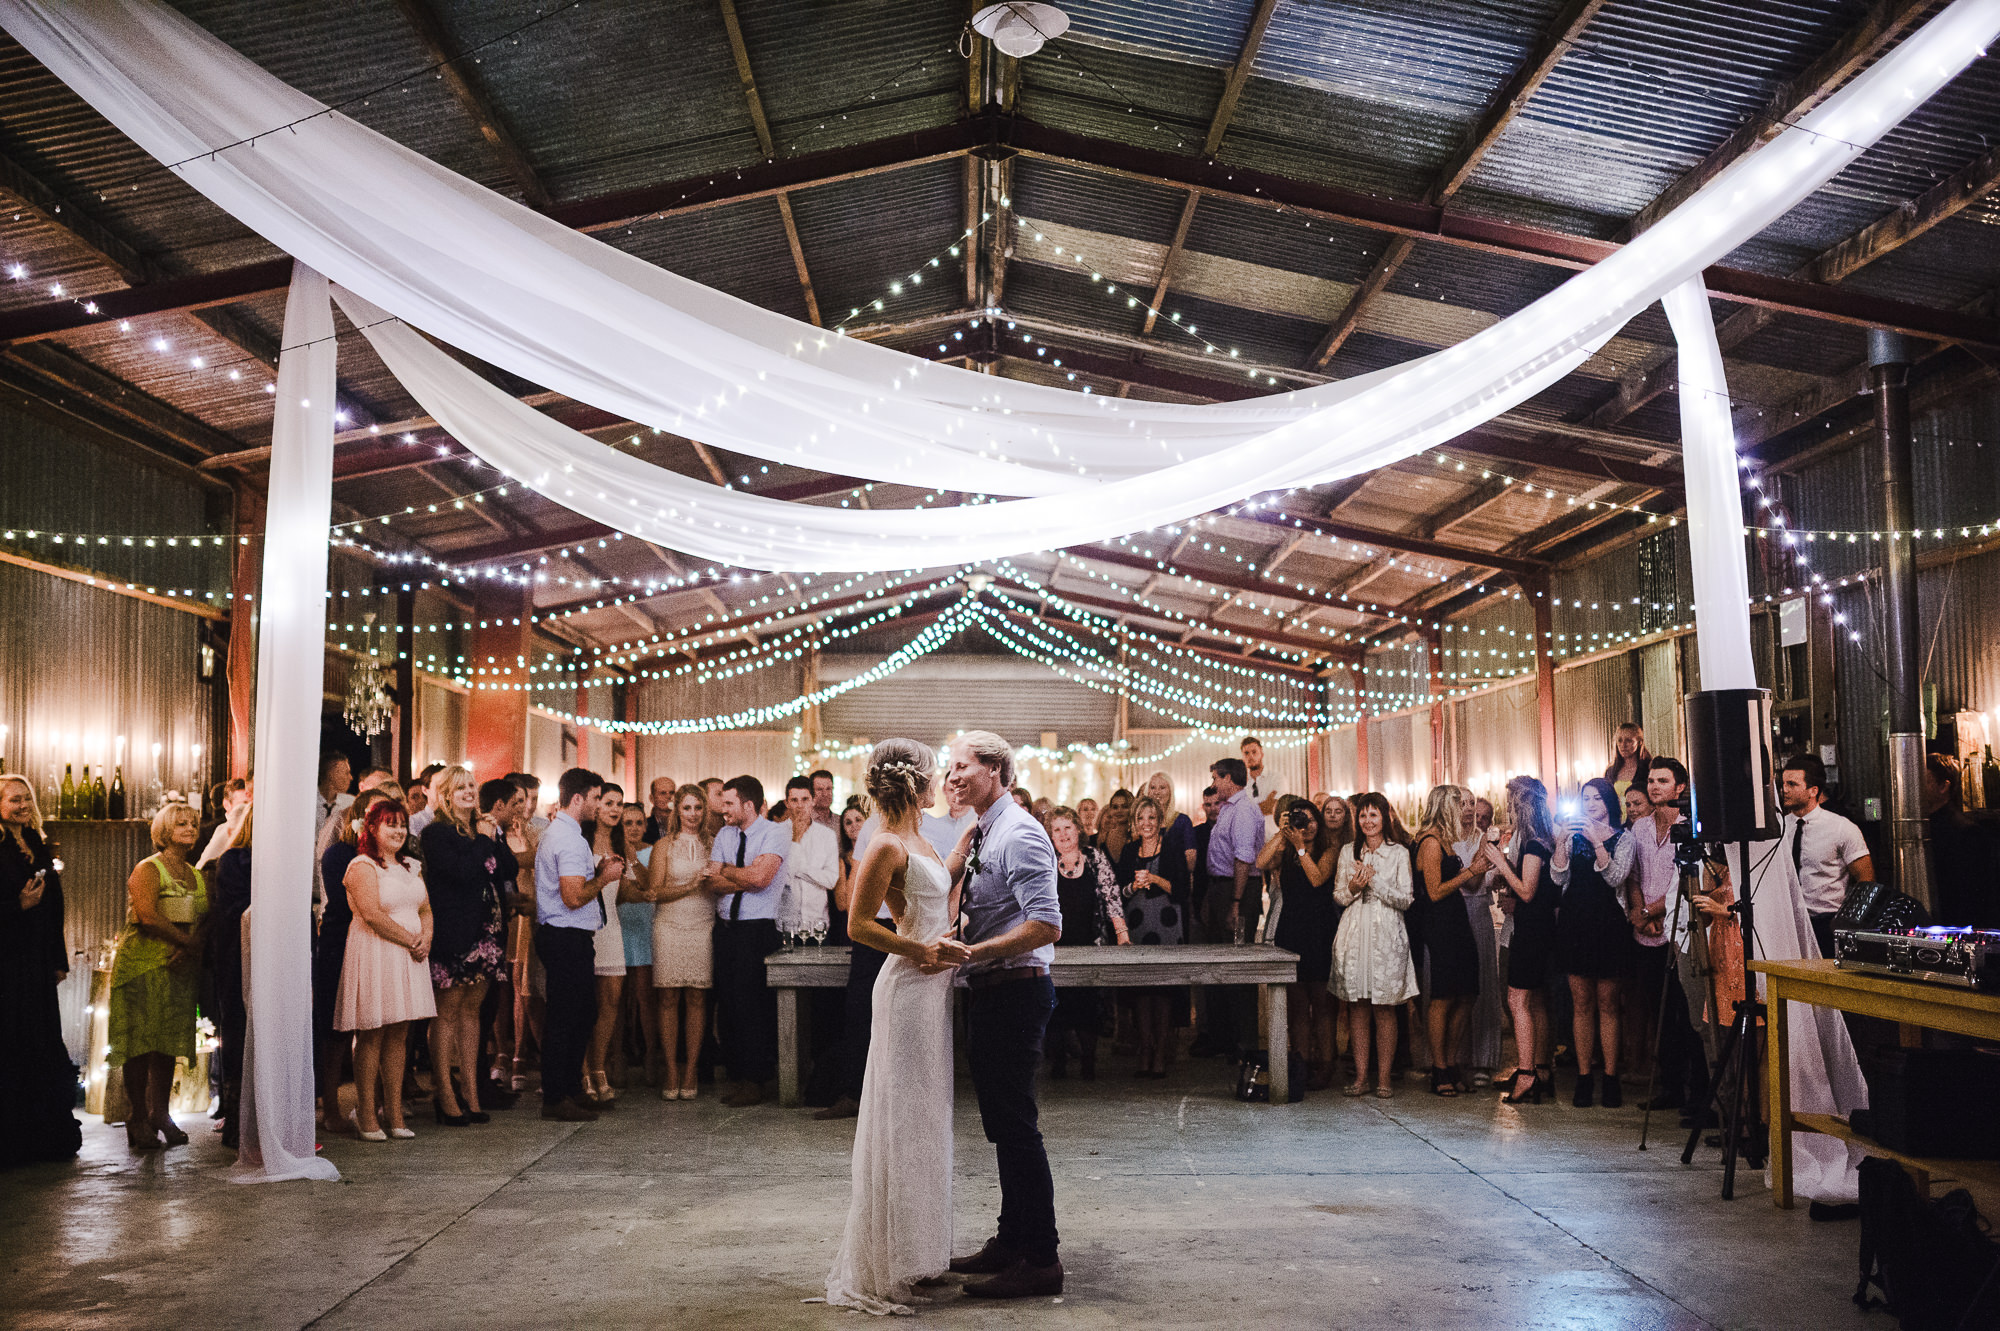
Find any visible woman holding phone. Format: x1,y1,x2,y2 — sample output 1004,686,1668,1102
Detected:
1480,778,1557,1104
1,773,82,1165
1331,793,1416,1098
1550,777,1637,1107
1257,797,1340,1091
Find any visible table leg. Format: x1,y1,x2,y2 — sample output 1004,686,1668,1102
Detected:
777,986,800,1109
1766,978,1792,1210
1267,984,1289,1105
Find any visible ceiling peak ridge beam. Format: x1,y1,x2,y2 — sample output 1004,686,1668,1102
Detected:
1308,0,1610,369
389,0,551,210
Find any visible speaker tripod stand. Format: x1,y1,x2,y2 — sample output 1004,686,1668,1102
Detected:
1679,838,1766,1200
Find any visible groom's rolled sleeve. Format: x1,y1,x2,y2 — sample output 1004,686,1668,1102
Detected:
1010,828,1064,930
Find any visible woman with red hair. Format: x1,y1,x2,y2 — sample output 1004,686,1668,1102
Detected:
336,800,436,1140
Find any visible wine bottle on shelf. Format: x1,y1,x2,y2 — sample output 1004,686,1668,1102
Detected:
1984,745,2000,812
108,765,127,820
60,764,77,820
89,767,107,820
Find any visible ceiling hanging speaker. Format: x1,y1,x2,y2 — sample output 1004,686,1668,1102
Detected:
970,3,1070,58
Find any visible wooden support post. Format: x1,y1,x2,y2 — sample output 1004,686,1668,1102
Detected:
622,681,637,790
393,586,415,785
1423,627,1446,785
1351,663,1370,792
225,482,263,780
466,580,533,780
1529,575,1559,789
575,683,590,772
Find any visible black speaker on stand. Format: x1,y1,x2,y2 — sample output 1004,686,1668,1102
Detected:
1679,688,1783,1199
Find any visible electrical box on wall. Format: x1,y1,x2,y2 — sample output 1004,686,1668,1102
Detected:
1767,595,1839,788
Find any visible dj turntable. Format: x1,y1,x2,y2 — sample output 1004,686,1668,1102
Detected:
1834,926,2000,993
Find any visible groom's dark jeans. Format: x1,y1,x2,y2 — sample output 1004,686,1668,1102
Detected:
965,972,1059,1267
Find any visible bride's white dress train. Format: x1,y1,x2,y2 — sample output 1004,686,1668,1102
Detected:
825,849,955,1315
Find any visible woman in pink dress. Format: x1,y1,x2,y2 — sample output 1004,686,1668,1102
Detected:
336,800,437,1141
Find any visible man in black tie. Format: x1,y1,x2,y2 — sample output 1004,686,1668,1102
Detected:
1778,755,1874,959
702,776,790,1106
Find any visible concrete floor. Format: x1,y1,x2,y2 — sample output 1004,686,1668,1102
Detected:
1,1060,1876,1331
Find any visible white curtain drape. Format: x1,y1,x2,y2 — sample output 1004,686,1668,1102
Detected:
1664,278,1757,690
4,0,1997,570
233,263,340,1185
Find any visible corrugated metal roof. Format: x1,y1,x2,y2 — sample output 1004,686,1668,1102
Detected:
788,157,964,325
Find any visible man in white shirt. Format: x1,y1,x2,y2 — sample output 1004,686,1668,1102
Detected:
780,776,839,937
1631,758,1712,1117
534,767,626,1121
1779,754,1875,959
703,775,790,1106
810,768,839,831
1240,735,1283,821
197,779,253,871
921,786,978,861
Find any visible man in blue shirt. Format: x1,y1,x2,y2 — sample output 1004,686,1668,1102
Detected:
534,767,625,1121
1204,757,1267,1058
938,730,1065,1299
702,774,790,1107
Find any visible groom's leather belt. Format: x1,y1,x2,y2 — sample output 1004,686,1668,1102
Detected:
964,965,1049,989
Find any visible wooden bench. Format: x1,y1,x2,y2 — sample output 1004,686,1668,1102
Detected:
766,943,1301,1107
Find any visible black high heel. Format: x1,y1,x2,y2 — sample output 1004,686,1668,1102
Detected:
432,1098,471,1127
1502,1071,1544,1105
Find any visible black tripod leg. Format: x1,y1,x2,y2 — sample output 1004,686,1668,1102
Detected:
1682,1014,1741,1166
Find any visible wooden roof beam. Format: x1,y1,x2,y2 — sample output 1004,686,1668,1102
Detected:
389,0,551,209
1621,0,1932,238
1309,0,1610,368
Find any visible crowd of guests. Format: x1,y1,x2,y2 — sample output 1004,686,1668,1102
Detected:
7,708,1996,1165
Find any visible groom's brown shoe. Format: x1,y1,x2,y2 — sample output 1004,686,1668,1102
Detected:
964,1259,1065,1299
813,1095,860,1121
948,1237,1017,1275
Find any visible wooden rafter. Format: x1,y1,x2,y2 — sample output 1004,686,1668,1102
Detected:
718,0,822,326
1621,0,1931,239
1307,0,1610,368
1204,0,1281,158
389,0,551,209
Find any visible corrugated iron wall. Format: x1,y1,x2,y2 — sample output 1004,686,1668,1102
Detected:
0,399,232,595
0,560,213,809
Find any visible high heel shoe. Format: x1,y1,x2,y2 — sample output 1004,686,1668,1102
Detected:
1502,1071,1544,1105
157,1119,190,1147
1572,1070,1597,1108
388,1126,416,1140
432,1098,471,1127
126,1121,162,1151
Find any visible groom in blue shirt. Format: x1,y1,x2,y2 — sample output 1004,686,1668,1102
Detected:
936,731,1065,1298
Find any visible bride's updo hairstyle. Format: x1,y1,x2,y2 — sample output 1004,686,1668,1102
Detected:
865,738,935,822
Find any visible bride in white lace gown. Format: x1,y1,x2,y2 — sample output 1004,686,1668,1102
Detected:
826,740,962,1316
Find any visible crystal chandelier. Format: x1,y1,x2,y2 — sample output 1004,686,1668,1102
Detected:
343,612,395,738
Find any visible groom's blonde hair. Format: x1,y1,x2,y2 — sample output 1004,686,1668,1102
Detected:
954,730,1014,789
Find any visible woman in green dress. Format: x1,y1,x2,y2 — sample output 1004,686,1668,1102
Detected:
110,801,208,1151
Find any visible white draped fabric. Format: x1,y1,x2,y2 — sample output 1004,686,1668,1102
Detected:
1721,842,1872,1203
1664,278,1759,691
1666,282,1868,1203
4,0,1998,570
231,263,340,1185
